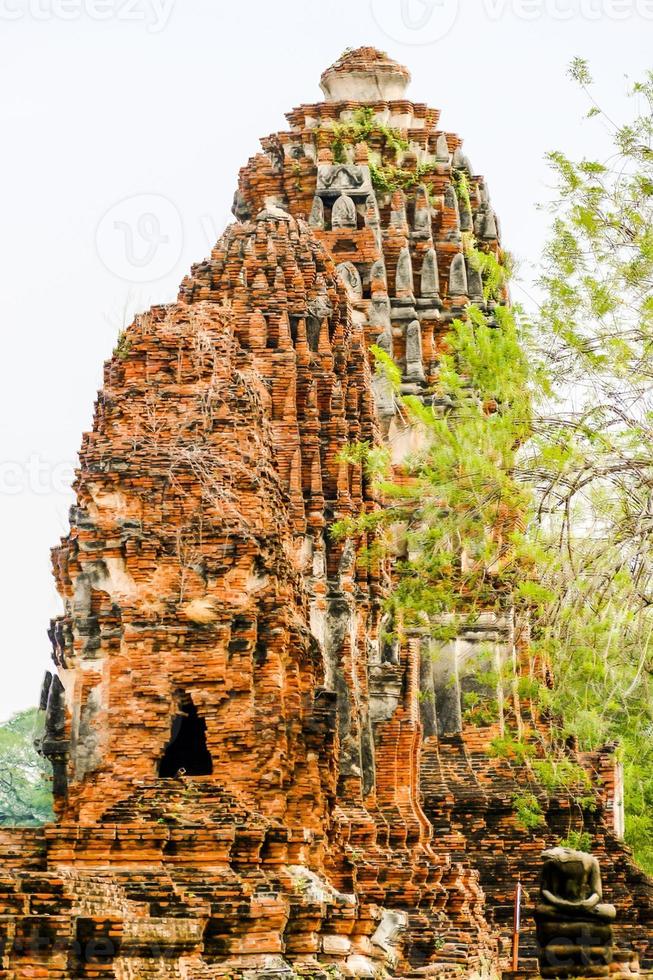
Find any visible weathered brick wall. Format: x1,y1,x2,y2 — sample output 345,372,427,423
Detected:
23,206,495,977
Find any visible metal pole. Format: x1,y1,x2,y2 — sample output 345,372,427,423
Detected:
512,878,522,972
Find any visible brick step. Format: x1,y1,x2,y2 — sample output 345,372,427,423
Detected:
0,830,47,872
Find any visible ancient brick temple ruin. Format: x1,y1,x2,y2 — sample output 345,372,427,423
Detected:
2,47,652,980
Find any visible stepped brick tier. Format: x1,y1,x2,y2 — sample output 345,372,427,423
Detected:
3,48,652,979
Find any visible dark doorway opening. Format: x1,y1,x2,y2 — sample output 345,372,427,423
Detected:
159,694,213,777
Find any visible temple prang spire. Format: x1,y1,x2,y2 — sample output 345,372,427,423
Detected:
237,49,501,417
2,46,649,980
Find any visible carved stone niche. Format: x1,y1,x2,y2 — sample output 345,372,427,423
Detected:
316,163,373,198
369,663,403,728
332,193,358,230
424,614,509,737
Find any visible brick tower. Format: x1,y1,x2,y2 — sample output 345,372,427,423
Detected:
2,48,650,980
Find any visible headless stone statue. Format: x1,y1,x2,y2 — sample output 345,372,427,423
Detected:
535,847,617,980
331,192,357,229
538,847,616,921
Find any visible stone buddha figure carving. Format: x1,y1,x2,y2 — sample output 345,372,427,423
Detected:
538,847,616,920
331,192,357,229
336,261,363,300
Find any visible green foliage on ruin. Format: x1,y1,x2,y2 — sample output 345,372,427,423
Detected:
368,159,439,196
328,106,408,166
114,329,131,359
0,709,53,826
323,106,445,197
334,301,535,624
453,169,472,213
468,246,510,303
513,792,545,830
333,63,653,875
559,829,593,852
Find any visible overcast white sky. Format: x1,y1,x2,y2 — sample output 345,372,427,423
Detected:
0,0,650,720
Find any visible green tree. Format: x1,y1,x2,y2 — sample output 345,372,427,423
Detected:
333,62,653,875
334,304,535,629
527,60,653,874
0,708,54,826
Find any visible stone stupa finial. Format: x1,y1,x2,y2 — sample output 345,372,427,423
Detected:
320,46,411,102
